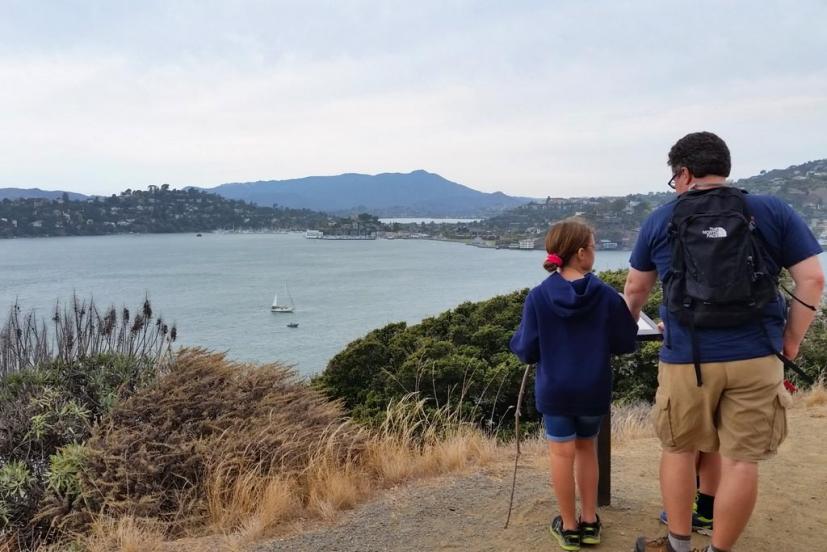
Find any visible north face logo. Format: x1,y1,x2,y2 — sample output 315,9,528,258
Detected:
702,227,728,239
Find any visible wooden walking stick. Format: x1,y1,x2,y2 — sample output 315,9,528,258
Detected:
504,363,533,529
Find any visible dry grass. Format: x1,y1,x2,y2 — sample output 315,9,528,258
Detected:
73,351,496,551
799,380,827,408
82,516,166,552
367,395,496,484
214,394,496,547
81,349,367,535
206,472,300,533
611,402,655,445
213,476,300,549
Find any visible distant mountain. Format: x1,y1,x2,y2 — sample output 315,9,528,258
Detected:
201,170,534,217
0,188,88,201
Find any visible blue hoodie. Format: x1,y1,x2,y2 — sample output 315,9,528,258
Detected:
510,272,638,416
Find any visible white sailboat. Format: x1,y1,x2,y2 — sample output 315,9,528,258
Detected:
270,286,295,313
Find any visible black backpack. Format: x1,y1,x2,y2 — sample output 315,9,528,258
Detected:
664,186,779,385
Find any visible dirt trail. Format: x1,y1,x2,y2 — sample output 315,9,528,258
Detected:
254,403,827,552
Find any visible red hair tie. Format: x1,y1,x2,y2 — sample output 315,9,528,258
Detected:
546,253,563,266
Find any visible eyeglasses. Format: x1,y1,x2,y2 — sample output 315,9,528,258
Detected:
667,167,683,189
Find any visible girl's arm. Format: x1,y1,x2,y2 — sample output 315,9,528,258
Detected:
608,295,638,355
510,294,540,364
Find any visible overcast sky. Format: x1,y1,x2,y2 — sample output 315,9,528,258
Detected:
1,1,825,198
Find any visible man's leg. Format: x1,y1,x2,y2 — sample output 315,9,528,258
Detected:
661,449,697,537
710,456,758,549
713,354,787,550
695,451,720,523
697,451,721,495
637,360,723,551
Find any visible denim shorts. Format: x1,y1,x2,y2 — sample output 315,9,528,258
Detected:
543,414,604,442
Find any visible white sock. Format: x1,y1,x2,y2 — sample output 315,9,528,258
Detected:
668,532,691,552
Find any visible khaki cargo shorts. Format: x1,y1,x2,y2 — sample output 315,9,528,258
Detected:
651,354,792,462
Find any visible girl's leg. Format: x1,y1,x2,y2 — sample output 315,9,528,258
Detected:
548,440,578,531
574,436,599,523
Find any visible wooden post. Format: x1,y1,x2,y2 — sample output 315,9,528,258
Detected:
597,409,611,507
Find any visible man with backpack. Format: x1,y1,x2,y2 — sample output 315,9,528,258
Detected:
623,131,824,552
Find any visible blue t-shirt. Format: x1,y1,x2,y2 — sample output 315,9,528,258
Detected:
630,192,822,363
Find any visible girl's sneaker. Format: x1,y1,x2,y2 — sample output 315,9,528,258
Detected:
550,515,581,551
579,514,601,545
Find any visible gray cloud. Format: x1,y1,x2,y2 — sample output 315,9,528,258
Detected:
1,1,825,197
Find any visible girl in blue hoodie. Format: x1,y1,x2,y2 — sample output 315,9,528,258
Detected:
510,219,637,551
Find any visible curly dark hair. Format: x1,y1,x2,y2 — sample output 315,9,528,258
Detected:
667,131,731,178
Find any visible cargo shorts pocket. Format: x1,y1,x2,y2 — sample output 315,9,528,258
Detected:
652,394,676,448
767,386,794,453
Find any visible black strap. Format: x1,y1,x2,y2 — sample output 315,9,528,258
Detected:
780,284,817,312
687,316,703,387
758,320,815,385
775,352,814,385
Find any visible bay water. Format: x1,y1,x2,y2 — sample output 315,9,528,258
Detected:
9,232,809,376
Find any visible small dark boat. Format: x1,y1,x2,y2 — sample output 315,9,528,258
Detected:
196,233,203,237
287,322,299,328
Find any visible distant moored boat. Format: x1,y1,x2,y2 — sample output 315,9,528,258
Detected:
270,284,295,313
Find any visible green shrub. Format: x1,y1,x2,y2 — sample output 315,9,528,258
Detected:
316,269,671,431
0,355,162,543
0,461,35,505
793,305,827,385
46,444,88,499
315,288,533,431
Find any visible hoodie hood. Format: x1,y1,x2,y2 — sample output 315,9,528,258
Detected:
539,272,606,318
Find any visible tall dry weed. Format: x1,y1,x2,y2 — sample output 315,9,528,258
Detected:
366,394,495,484
611,402,654,445
800,380,827,408
215,393,495,545
0,295,176,377
209,475,300,547
82,516,165,552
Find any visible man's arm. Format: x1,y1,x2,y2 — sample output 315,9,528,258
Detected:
624,268,658,321
783,255,825,360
